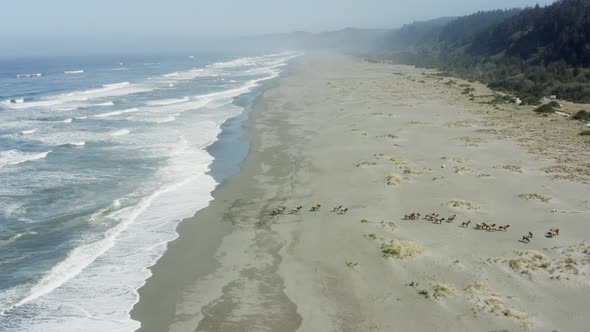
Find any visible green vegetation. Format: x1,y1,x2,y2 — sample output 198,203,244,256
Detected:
533,104,557,114
487,94,513,105
461,87,475,95
375,0,590,103
572,110,590,121
345,261,359,268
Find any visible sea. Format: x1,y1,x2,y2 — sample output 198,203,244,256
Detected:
0,51,298,331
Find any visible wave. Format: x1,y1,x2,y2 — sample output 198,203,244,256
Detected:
64,70,84,74
89,199,121,223
161,68,211,81
3,99,73,110
17,73,42,78
67,82,150,101
63,118,73,123
191,73,277,105
94,108,140,118
0,150,52,168
57,107,77,112
0,231,38,247
102,82,130,89
3,98,24,104
9,231,38,242
211,57,257,68
75,101,113,110
145,96,189,106
73,116,87,120
0,51,299,331
140,115,177,124
93,101,115,107
108,129,130,137
9,165,214,312
60,142,85,148
19,129,38,135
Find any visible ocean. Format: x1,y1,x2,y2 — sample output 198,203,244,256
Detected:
0,51,298,331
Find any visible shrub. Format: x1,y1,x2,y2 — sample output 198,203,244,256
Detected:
533,104,556,113
518,193,551,203
520,94,542,105
381,240,424,258
579,130,590,136
572,110,590,121
432,283,456,299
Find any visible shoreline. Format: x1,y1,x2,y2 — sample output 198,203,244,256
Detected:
131,76,290,331
132,54,590,331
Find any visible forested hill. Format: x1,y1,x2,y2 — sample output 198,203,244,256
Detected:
379,0,590,103
470,0,590,66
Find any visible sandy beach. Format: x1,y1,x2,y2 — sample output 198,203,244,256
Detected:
132,55,590,331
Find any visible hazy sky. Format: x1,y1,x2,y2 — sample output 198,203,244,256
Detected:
1,0,555,55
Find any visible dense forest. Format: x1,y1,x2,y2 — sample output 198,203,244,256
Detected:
377,0,590,103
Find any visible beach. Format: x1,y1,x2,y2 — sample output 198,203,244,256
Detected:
132,55,590,331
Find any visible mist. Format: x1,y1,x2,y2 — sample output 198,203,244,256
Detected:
1,0,555,56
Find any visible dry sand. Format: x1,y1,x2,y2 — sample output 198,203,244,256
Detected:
132,55,590,331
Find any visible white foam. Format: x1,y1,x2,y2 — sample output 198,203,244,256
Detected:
0,231,39,247
63,118,73,123
0,150,52,168
89,200,121,223
62,83,150,103
94,108,140,118
57,107,77,112
74,116,87,120
145,97,189,106
19,129,38,135
143,115,177,124
212,57,257,68
8,137,217,323
3,80,144,110
17,73,42,78
102,82,130,89
0,51,300,332
161,68,211,81
108,129,130,137
60,142,85,147
93,102,115,107
64,70,84,74
10,231,38,241
3,98,24,105
11,99,62,108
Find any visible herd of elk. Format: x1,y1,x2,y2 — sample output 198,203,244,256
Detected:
521,232,534,243
546,228,559,238
272,205,558,245
270,203,348,217
310,204,322,211
473,223,510,232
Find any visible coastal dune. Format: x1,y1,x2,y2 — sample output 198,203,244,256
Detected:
132,55,590,331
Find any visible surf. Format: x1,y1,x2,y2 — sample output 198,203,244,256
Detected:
0,150,52,168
